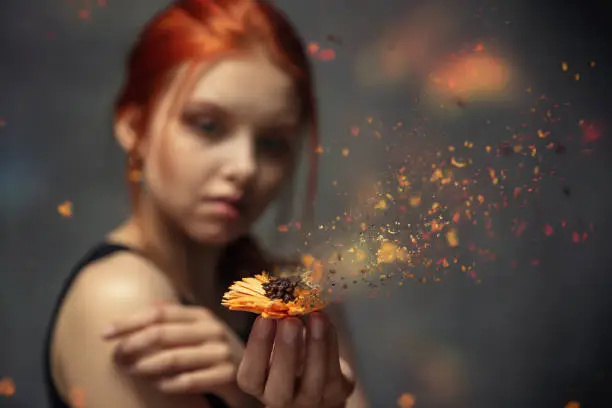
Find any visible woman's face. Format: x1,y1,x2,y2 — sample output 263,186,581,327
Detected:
139,53,302,245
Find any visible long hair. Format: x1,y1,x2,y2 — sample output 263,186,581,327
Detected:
115,0,318,281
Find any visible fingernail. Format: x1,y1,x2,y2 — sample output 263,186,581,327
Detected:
310,314,326,340
282,320,299,343
253,317,275,340
101,325,116,338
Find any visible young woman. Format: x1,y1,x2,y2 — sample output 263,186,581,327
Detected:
43,1,368,407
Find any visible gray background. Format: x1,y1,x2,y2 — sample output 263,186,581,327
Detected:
2,0,612,407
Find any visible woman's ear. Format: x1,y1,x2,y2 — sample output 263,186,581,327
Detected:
114,105,143,153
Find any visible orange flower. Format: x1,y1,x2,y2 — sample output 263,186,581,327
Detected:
221,272,327,318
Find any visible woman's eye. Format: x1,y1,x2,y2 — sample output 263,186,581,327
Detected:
194,118,221,135
257,137,292,156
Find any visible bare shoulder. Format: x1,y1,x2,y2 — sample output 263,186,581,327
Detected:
51,251,208,408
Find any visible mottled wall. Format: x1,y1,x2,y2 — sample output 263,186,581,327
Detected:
1,0,612,407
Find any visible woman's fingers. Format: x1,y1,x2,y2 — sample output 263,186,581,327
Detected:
112,322,225,363
263,318,303,407
237,317,276,397
323,324,355,406
126,341,231,375
294,312,328,407
155,362,237,394
102,304,212,339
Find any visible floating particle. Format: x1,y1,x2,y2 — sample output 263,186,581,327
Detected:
377,241,410,264
341,148,350,157
574,73,580,81
409,194,422,208
0,118,6,127
499,143,513,156
315,145,324,154
316,48,336,61
446,228,459,247
543,224,554,236
351,126,360,136
590,61,596,68
451,156,469,168
307,42,320,54
326,34,342,44
555,143,567,154
58,201,73,218
537,129,549,138
580,121,601,143
0,377,15,396
561,61,568,71
565,402,580,408
474,43,484,52
397,392,416,408
69,387,86,408
456,97,469,108
374,199,388,210
277,224,289,232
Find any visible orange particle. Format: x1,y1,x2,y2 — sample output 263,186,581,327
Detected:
341,148,349,157
474,43,484,52
451,156,469,168
537,129,549,138
57,201,73,218
565,401,580,408
301,254,315,268
0,377,15,396
561,61,568,71
446,228,459,247
307,42,319,55
350,126,360,136
397,392,416,408
69,387,86,408
452,211,461,223
316,48,336,61
277,224,289,232
315,145,324,154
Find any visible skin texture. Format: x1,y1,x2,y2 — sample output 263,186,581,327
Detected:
50,52,369,408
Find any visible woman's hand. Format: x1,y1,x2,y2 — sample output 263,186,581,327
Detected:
101,303,248,401
237,312,355,408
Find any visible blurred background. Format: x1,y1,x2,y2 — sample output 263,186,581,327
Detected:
1,0,612,407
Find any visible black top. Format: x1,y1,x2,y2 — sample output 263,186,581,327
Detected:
43,242,254,408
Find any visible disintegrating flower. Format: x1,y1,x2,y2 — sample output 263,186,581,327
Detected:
221,272,327,318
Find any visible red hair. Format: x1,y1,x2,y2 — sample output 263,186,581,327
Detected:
116,0,318,227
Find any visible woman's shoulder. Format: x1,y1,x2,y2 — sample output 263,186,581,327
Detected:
74,251,177,304
49,252,182,405
56,250,179,335
49,251,211,408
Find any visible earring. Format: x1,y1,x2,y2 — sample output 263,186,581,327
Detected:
127,153,143,183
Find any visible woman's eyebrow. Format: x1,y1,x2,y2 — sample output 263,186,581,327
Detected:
182,100,229,117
